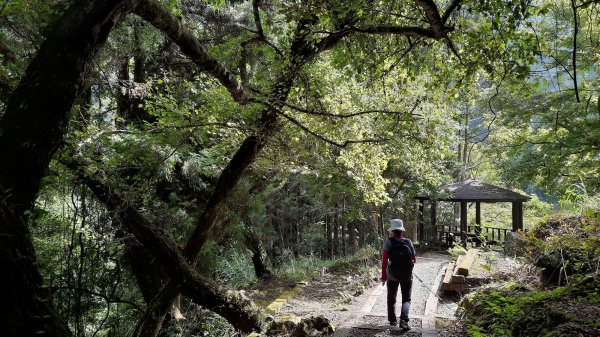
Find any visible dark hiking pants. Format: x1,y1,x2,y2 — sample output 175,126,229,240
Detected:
387,276,412,324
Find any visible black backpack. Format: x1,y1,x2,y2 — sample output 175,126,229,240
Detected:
388,238,414,280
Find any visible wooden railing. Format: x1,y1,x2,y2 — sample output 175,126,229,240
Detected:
434,224,510,244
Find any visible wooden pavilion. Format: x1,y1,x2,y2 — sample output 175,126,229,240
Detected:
415,179,531,246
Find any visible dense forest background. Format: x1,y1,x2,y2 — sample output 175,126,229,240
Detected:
0,0,599,336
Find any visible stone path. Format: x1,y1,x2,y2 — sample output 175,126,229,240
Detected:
331,253,452,337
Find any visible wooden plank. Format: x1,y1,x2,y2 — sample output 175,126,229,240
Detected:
424,263,446,316
441,282,463,292
442,261,455,286
453,255,464,275
457,249,478,276
451,274,466,284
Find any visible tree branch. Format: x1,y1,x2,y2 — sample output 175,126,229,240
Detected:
414,0,450,38
349,25,438,38
271,99,420,119
278,111,390,148
134,0,249,104
383,37,421,77
575,0,600,9
252,0,264,36
441,0,462,24
571,0,581,102
48,286,142,311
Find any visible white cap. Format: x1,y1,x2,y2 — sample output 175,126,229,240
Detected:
388,219,405,232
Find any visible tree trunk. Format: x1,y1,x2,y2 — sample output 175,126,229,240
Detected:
116,23,154,126
332,208,339,257
243,226,274,279
0,1,134,335
325,214,332,258
123,237,167,303
348,219,359,253
341,216,346,256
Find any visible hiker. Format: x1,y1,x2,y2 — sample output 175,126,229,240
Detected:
380,218,416,330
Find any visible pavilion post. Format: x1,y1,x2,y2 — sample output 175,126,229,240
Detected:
418,199,425,243
430,200,437,241
460,201,467,247
512,201,523,232
475,202,481,247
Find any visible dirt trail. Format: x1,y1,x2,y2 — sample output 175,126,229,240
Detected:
279,252,453,337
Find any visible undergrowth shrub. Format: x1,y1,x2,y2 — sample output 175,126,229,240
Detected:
164,303,232,337
460,208,600,336
199,240,257,288
274,250,325,281
275,246,379,282
524,213,600,286
461,277,600,337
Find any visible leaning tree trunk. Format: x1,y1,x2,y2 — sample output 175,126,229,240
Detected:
243,223,274,279
64,161,266,334
123,237,168,303
0,1,134,336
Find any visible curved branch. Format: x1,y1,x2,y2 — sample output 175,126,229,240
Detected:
278,111,390,148
575,0,600,9
350,25,438,38
64,159,266,334
382,37,417,76
48,286,142,311
441,0,462,24
273,99,420,119
134,0,249,104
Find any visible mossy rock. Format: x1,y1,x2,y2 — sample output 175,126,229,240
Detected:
266,315,334,336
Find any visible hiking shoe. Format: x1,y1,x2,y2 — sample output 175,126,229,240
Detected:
400,320,410,330
389,321,397,327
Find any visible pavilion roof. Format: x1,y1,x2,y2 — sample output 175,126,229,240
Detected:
416,179,531,202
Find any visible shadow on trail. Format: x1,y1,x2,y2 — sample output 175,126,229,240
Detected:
334,324,422,336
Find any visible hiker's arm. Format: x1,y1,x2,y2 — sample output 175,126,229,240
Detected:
381,250,389,284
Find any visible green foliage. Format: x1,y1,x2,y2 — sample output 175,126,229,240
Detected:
448,245,468,257
275,246,378,282
462,278,600,337
211,247,258,288
525,212,600,278
462,210,600,336
164,305,233,337
275,251,323,282
486,0,600,197
31,182,142,336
